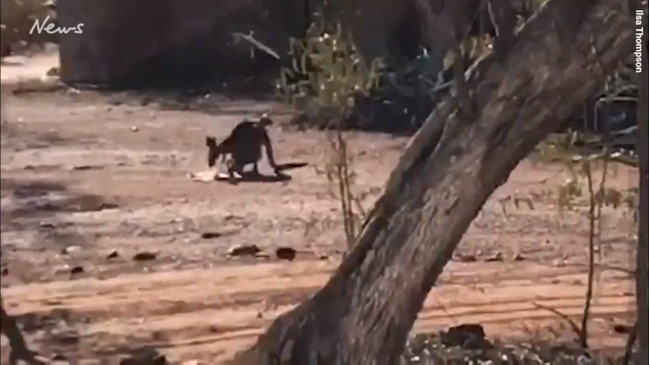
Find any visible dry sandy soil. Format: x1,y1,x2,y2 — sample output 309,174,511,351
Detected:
0,53,640,364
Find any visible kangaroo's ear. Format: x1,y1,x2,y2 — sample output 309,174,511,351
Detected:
205,136,217,147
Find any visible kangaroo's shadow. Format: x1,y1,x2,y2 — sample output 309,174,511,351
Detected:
276,162,308,171
215,162,308,184
215,170,292,184
239,171,292,183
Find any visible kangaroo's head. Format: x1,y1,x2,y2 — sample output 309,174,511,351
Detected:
259,113,274,127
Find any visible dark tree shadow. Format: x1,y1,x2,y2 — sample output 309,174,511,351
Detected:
5,303,167,363
93,337,169,364
276,162,308,171
1,297,45,365
0,178,119,255
214,161,308,184
1,179,68,226
116,346,167,365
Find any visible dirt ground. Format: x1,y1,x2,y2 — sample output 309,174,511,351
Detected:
0,53,640,364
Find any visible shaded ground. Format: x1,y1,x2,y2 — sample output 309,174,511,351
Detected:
0,54,639,364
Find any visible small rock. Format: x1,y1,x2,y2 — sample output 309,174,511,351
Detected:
485,252,503,262
133,252,157,261
61,245,81,255
612,324,633,334
317,254,329,260
71,165,101,171
46,67,60,76
256,312,263,318
276,247,297,261
454,254,477,262
227,244,261,257
51,353,67,361
107,250,119,259
2,266,8,276
131,126,139,132
99,202,119,210
571,279,584,286
39,221,56,229
201,232,223,239
513,253,526,261
70,266,84,275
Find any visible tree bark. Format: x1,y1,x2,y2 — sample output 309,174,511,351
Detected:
231,0,634,363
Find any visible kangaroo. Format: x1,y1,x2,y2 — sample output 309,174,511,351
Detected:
205,115,280,182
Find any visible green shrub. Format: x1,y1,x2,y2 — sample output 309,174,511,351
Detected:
276,20,383,129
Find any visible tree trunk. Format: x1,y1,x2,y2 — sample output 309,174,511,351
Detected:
231,0,634,363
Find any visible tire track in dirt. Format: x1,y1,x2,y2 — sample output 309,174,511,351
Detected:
1,260,634,363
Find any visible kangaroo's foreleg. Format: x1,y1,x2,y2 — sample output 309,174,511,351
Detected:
227,160,244,185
